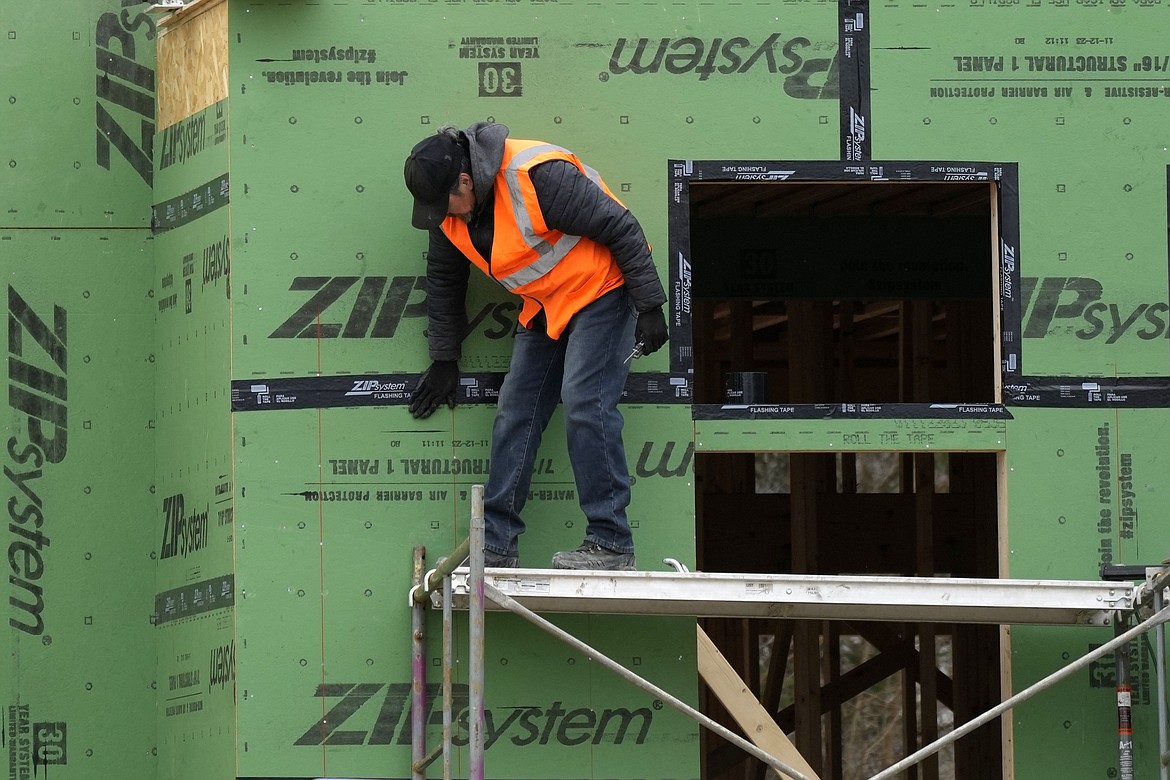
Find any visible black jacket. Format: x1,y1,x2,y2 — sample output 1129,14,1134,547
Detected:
423,122,667,361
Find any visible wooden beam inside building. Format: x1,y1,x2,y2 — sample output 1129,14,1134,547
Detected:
698,626,820,780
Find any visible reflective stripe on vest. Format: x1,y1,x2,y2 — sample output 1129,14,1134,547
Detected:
492,143,605,291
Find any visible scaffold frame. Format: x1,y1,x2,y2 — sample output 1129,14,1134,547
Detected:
409,486,1170,780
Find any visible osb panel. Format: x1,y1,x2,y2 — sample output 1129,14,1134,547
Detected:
157,0,228,130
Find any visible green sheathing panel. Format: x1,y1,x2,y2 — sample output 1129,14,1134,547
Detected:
871,3,1170,377
107,2,1166,778
232,404,696,778
1005,407,1168,580
223,4,840,775
227,0,840,378
1006,407,1170,777
2,229,156,779
875,9,1170,771
696,415,1008,452
872,8,1170,775
1,1,158,227
152,98,235,780
1009,627,1132,780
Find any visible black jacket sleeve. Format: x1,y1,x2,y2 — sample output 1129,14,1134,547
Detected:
530,160,667,313
424,228,471,361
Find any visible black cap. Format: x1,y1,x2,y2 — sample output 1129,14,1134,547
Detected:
404,134,464,229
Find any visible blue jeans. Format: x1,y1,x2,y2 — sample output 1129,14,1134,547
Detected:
483,286,638,556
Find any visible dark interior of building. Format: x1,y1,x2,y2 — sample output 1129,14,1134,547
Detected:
689,180,1004,780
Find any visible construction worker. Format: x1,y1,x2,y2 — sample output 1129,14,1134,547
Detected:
403,122,668,570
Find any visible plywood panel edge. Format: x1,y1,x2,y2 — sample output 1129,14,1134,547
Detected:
157,0,228,33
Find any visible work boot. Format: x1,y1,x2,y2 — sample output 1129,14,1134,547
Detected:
551,542,636,571
482,549,520,568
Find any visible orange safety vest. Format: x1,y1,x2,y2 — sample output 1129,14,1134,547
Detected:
441,139,626,339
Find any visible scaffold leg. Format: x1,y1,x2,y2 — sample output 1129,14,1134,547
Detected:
410,546,426,780
468,485,486,780
1156,588,1169,780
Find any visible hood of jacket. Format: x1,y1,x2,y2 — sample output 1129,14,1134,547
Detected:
464,122,509,205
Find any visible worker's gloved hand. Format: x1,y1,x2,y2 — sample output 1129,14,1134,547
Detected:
635,306,668,356
409,360,459,419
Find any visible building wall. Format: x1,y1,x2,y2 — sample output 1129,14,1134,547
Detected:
2,2,159,779
4,0,1170,778
152,95,236,779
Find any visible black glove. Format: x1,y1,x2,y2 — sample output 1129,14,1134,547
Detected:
635,306,668,356
409,360,458,419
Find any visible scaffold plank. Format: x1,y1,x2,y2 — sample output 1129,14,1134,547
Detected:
443,569,1132,626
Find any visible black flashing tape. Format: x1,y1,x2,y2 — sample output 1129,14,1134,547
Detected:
231,373,1170,412
1004,376,1170,408
231,373,467,412
680,159,1006,183
153,574,234,626
839,0,870,162
230,372,696,412
693,403,1014,421
996,163,1023,379
152,172,230,233
667,159,695,378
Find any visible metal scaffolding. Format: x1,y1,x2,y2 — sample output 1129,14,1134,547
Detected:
408,485,1170,780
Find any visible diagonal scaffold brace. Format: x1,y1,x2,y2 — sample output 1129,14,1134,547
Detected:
412,485,1170,780
410,485,816,780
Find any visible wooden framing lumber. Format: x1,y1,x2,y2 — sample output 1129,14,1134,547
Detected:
698,625,821,780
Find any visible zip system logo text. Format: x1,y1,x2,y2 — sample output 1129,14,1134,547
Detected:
7,286,67,636
1021,276,1170,343
608,33,839,98
674,253,692,327
269,276,516,340
159,493,210,561
96,1,157,186
345,379,408,397
294,683,654,748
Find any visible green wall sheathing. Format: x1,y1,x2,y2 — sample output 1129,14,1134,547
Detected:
8,0,1170,777
871,3,1170,378
1007,407,1170,777
227,0,841,378
1006,407,1168,579
231,403,696,777
696,415,1009,452
1011,621,1166,780
1,2,157,227
4,2,159,778
152,98,235,780
2,230,156,779
222,1,1170,777
222,4,764,775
